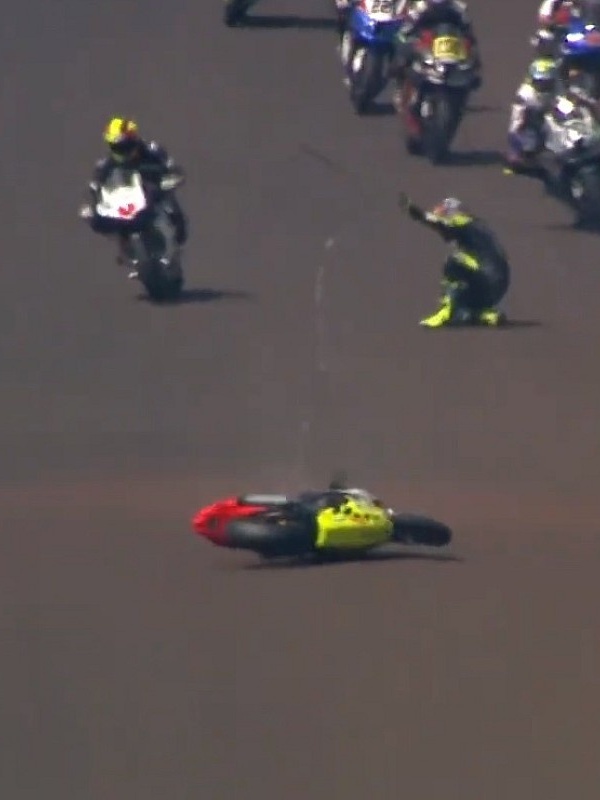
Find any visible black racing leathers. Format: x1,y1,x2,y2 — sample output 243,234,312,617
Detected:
88,140,188,244
409,204,510,310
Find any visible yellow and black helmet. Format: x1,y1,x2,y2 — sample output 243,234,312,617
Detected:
103,117,141,161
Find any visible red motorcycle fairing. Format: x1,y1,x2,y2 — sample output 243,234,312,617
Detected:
192,496,268,547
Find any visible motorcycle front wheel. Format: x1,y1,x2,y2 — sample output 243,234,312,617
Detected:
392,514,452,547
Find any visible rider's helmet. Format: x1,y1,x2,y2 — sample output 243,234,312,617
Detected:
528,58,559,95
429,197,466,220
104,117,141,163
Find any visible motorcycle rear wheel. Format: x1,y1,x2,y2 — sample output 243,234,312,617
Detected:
225,518,316,557
421,89,465,164
350,49,384,115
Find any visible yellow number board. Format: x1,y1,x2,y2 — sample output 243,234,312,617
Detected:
432,35,467,61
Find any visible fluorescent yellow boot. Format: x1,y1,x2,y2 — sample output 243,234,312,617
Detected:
477,309,506,326
419,297,453,328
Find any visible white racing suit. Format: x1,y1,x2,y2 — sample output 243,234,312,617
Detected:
507,82,555,165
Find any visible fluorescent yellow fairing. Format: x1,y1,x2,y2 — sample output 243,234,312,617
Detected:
315,499,393,549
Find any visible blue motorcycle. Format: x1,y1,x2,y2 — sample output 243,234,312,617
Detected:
560,17,600,96
340,0,403,114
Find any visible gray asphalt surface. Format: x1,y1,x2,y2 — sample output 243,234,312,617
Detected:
3,1,600,798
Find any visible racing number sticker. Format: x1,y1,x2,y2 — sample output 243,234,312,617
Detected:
368,0,394,13
432,36,466,61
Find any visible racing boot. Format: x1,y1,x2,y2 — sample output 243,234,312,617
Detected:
419,295,454,328
475,308,506,326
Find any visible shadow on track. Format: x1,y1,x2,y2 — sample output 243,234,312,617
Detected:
137,288,255,306
239,15,337,30
241,550,464,571
466,103,504,114
543,220,600,235
361,101,396,117
424,320,543,331
443,149,506,167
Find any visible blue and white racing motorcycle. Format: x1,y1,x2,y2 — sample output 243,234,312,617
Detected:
340,0,403,114
560,17,600,98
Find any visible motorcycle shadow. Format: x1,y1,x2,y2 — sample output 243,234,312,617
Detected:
361,101,396,117
466,103,503,114
238,15,337,30
244,548,464,570
441,149,506,167
137,288,254,305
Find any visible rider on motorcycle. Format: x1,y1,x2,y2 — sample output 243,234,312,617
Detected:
535,0,578,54
507,57,561,169
334,0,403,41
399,194,509,328
393,0,482,86
82,118,188,273
392,0,481,126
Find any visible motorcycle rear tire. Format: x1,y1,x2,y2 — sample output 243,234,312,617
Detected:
392,514,452,547
422,90,461,164
225,518,316,557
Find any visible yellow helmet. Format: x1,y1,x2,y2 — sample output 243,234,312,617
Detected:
103,117,140,161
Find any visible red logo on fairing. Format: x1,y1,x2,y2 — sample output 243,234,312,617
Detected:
118,203,136,218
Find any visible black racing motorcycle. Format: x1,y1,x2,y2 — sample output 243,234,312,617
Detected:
81,167,185,301
399,22,479,163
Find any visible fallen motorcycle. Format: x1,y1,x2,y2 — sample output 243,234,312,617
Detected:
192,487,452,561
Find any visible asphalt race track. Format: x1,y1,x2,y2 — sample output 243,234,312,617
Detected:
3,1,600,797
